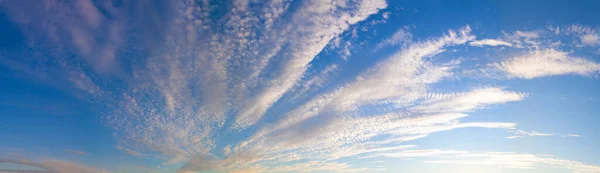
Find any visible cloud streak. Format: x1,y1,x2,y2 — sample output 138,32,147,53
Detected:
469,39,514,47
494,49,600,79
364,147,600,173
0,158,108,173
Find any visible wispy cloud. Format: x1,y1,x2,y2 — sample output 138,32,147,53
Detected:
64,149,89,156
232,0,388,129
515,130,554,136
566,25,600,47
507,130,584,139
217,26,525,173
412,87,526,113
469,39,514,47
502,30,543,48
424,152,600,172
366,148,600,172
106,0,390,171
0,157,108,173
505,130,554,139
329,26,475,112
375,26,413,49
0,0,125,74
494,49,600,79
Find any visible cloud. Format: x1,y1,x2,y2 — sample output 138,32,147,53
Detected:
469,39,514,47
220,26,521,172
365,149,468,158
465,25,600,80
289,64,339,100
412,87,526,113
0,157,108,173
494,49,600,79
233,0,389,128
63,150,89,156
366,148,600,172
507,130,584,139
0,0,175,100
115,146,142,157
506,130,554,139
268,161,371,173
515,130,554,137
330,25,475,112
0,0,125,74
103,0,390,166
176,156,222,173
375,26,413,49
176,153,269,173
566,25,600,47
246,26,476,142
501,30,543,48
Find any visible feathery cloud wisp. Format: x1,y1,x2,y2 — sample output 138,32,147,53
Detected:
64,149,89,156
469,39,514,47
494,49,600,79
0,158,108,173
412,88,526,113
365,148,600,172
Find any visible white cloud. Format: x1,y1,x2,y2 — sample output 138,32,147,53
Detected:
494,49,600,79
506,130,583,139
501,30,543,48
291,64,339,99
368,149,600,172
223,27,529,173
134,25,515,173
567,25,600,47
102,0,389,166
375,26,413,49
469,39,514,47
581,34,600,46
95,1,390,171
506,130,555,139
515,130,554,137
331,26,475,112
412,87,526,113
233,0,388,128
246,26,477,145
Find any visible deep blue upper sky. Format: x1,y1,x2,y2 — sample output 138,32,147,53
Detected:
1,0,600,173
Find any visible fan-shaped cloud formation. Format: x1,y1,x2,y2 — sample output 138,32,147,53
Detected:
1,0,600,173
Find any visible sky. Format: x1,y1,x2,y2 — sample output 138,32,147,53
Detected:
1,0,600,173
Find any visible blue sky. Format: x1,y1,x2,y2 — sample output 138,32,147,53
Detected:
1,0,600,173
